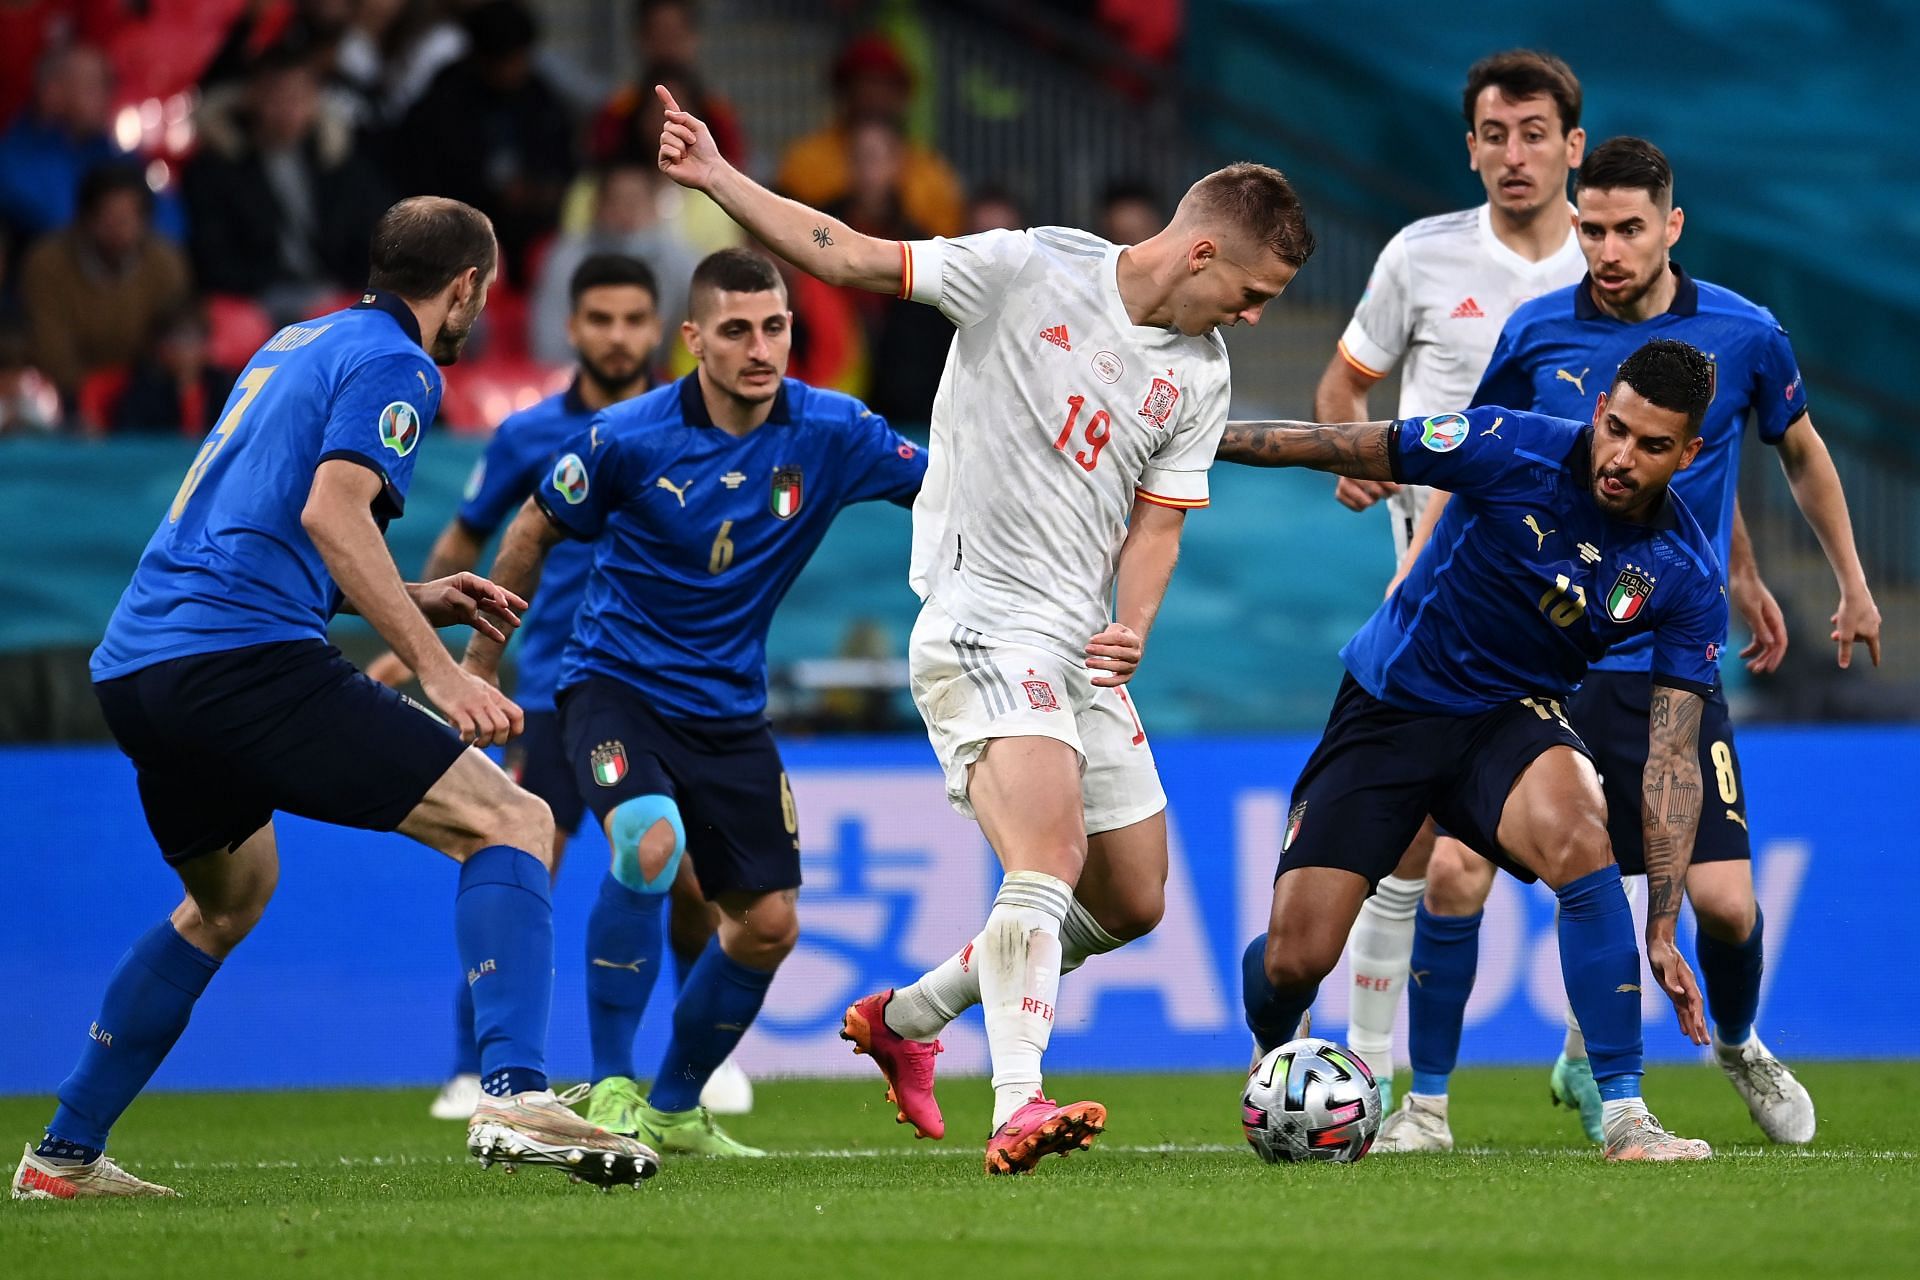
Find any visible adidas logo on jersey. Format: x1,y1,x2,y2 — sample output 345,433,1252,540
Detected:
1449,297,1485,319
1040,324,1072,351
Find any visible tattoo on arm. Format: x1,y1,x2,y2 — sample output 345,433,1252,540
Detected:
1641,686,1705,922
1216,419,1396,478
811,225,833,248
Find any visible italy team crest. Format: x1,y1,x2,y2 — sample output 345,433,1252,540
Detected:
1606,566,1654,622
590,741,628,787
1284,801,1307,851
1138,376,1180,428
770,466,804,520
378,401,420,456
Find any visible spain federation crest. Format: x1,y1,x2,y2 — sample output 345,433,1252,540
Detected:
1138,375,1181,428
1606,565,1655,622
770,465,804,520
378,401,420,456
590,740,628,788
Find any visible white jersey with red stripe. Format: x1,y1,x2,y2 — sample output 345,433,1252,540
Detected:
902,226,1230,660
1336,204,1585,555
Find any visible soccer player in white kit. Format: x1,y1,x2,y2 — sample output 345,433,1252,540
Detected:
656,88,1313,1173
1309,51,1589,1129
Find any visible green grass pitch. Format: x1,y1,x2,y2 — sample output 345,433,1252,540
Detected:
4,1064,1917,1278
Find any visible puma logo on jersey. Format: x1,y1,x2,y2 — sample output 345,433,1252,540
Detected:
1040,323,1072,351
656,476,693,507
1449,296,1484,319
590,424,604,451
1556,367,1590,395
1482,415,1505,438
1726,809,1748,830
1616,983,1642,994
591,957,648,972
1524,514,1556,550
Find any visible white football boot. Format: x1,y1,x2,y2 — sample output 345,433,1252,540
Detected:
1715,1034,1815,1144
429,1073,482,1120
1373,1093,1454,1153
12,1144,177,1200
468,1090,661,1187
1603,1108,1712,1161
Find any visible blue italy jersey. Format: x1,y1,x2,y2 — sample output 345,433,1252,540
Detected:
538,374,928,719
93,294,442,680
1473,265,1807,673
457,381,600,712
1341,407,1728,715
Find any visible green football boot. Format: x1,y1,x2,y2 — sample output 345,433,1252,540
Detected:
635,1101,768,1158
1375,1072,1396,1121
580,1076,647,1138
1549,1053,1605,1143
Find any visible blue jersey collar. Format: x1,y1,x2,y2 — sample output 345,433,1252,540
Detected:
352,291,425,348
1572,427,1682,531
1574,262,1698,321
563,377,592,417
676,372,793,430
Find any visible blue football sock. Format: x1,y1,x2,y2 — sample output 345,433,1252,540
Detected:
455,846,553,1097
1240,934,1316,1052
1697,907,1764,1047
47,921,220,1151
585,873,666,1082
450,971,480,1077
649,939,774,1113
1407,904,1481,1097
671,936,701,995
1556,865,1643,1101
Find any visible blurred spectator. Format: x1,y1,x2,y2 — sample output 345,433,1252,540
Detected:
397,0,575,283
568,61,740,256
0,43,185,244
0,318,60,437
20,164,188,406
200,0,356,94
590,1,746,167
823,117,949,423
335,0,468,130
0,2,124,127
1097,177,1163,246
531,160,700,366
774,32,965,238
183,45,391,320
112,302,240,436
967,183,1026,233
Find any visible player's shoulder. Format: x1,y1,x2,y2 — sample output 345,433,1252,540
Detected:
1029,225,1114,258
1690,277,1788,334
1656,488,1724,581
1504,283,1581,334
785,378,877,430
1397,205,1482,248
598,378,687,432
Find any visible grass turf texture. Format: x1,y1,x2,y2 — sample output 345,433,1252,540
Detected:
3,1064,1917,1278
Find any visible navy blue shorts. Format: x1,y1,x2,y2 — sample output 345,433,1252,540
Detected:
501,709,584,835
1280,675,1592,887
1568,669,1750,875
557,676,800,899
94,640,468,865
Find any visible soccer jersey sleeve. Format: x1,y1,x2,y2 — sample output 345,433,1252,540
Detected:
319,351,442,518
1469,322,1538,412
456,417,540,536
901,228,1033,327
1388,405,1547,499
533,414,630,542
1649,573,1729,697
1137,362,1228,510
1336,232,1412,379
836,404,929,507
1747,318,1810,444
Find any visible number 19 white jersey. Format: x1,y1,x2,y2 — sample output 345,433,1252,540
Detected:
902,226,1231,660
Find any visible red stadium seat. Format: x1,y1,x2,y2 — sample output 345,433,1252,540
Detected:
77,366,131,435
205,295,274,372
437,357,571,434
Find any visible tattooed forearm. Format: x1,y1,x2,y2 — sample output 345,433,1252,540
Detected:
1217,420,1395,478
1641,685,1706,926
811,225,833,247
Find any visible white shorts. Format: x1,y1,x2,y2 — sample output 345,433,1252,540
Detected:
908,597,1166,835
1386,482,1434,562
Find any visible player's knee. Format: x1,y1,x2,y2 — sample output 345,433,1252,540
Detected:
493,789,557,871
173,893,268,955
1691,888,1757,943
667,887,716,954
1538,818,1613,890
1093,884,1164,942
1425,845,1492,915
609,795,685,894
722,892,799,968
1262,929,1336,994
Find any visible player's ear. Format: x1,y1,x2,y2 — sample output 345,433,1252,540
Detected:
1187,238,1216,274
1592,390,1609,426
1677,433,1704,470
1465,129,1480,170
680,318,701,357
1666,205,1684,248
1565,126,1586,170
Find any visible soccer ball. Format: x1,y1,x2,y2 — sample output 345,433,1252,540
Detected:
1241,1037,1382,1164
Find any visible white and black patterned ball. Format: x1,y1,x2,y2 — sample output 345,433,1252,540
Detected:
1241,1037,1382,1164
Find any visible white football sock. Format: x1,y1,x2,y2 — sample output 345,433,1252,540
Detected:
1601,1097,1648,1131
885,938,982,1042
981,870,1071,1130
1345,874,1422,1076
1561,876,1638,1059
1059,898,1125,975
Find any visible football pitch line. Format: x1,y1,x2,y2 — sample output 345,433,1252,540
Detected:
141,1143,1918,1171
